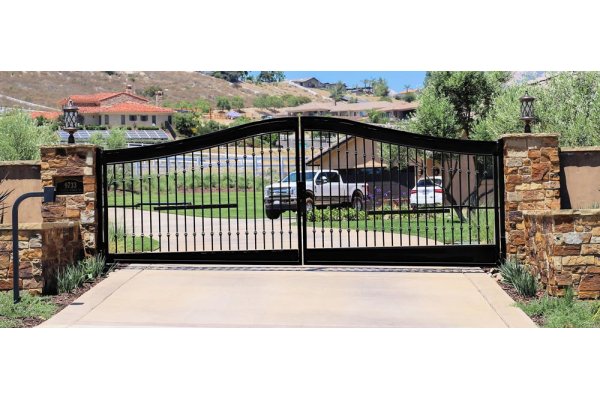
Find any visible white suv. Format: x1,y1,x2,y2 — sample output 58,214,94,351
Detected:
410,176,444,209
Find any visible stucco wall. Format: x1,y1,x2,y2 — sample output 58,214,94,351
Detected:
560,147,600,209
82,113,170,127
0,161,43,224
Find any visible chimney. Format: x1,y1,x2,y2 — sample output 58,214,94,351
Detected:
125,84,133,95
155,90,163,106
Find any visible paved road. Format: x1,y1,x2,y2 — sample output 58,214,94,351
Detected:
41,265,535,328
108,209,441,252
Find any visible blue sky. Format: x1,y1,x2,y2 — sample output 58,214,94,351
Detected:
281,71,427,92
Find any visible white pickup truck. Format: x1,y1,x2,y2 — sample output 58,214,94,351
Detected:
264,169,369,220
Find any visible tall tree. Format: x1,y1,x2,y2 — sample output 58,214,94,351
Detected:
419,71,510,138
473,72,600,146
257,71,286,83
329,81,346,105
210,71,248,83
372,77,390,98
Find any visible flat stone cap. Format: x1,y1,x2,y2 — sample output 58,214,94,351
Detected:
523,209,600,216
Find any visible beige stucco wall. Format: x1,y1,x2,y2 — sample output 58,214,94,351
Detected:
560,147,600,209
0,161,43,224
82,113,170,127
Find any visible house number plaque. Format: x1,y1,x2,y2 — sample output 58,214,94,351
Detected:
54,176,84,195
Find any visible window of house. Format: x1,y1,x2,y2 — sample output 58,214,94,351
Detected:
104,115,109,125
129,115,137,122
121,115,125,124
140,115,148,122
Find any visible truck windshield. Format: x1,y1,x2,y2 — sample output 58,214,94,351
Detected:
282,172,316,182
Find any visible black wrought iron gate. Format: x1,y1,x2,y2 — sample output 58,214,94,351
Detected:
98,117,505,266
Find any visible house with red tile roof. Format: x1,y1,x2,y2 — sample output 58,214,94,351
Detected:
55,85,174,128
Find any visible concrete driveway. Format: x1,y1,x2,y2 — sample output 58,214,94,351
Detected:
41,265,535,328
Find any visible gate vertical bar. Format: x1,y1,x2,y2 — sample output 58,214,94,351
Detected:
495,139,507,262
297,116,305,265
95,147,107,258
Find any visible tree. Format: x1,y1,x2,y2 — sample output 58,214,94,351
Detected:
106,128,127,150
473,72,600,146
372,77,390,98
420,71,510,138
329,81,346,105
196,120,225,135
193,99,212,113
257,71,285,83
173,112,197,137
0,110,58,160
210,71,248,83
89,128,127,150
216,97,231,111
402,92,417,103
230,96,245,110
142,85,163,98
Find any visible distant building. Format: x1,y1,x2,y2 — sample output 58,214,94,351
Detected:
56,85,174,128
281,100,418,120
291,77,324,89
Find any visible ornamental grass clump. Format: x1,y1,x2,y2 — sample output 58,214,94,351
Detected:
500,258,537,297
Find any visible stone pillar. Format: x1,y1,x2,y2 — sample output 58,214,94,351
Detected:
40,145,99,256
502,134,561,261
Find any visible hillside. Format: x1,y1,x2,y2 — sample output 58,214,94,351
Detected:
0,71,328,110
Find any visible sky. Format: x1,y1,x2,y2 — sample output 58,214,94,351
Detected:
281,71,427,93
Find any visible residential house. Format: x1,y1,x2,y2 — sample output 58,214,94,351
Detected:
56,85,174,128
291,77,324,89
281,100,418,120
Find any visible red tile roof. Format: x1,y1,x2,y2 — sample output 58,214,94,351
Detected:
78,101,174,114
58,91,149,106
31,111,61,120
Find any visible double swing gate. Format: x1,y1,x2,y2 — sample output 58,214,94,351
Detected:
98,117,505,266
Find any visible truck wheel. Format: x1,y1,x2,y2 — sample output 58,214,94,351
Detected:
352,194,364,212
265,209,281,220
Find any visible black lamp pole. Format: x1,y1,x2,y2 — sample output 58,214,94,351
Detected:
520,91,535,133
63,98,79,144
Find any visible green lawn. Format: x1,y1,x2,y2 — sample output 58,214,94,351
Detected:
109,236,160,253
108,191,496,244
307,208,496,244
108,190,293,220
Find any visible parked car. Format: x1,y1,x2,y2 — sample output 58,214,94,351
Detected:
263,169,369,219
409,176,444,209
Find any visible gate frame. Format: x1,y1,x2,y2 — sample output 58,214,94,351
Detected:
96,116,506,266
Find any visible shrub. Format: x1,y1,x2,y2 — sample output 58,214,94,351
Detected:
500,258,537,297
0,110,59,160
57,254,107,294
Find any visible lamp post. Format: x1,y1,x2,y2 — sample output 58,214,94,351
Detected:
62,98,79,144
520,91,535,133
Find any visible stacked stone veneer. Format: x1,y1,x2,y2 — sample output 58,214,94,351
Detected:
503,134,561,261
524,210,600,299
0,222,82,294
40,145,98,255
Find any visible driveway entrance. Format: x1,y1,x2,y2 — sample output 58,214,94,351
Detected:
42,266,535,328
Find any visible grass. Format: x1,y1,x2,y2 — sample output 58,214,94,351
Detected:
518,288,600,328
108,190,496,244
308,207,496,244
0,291,58,328
108,222,160,253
